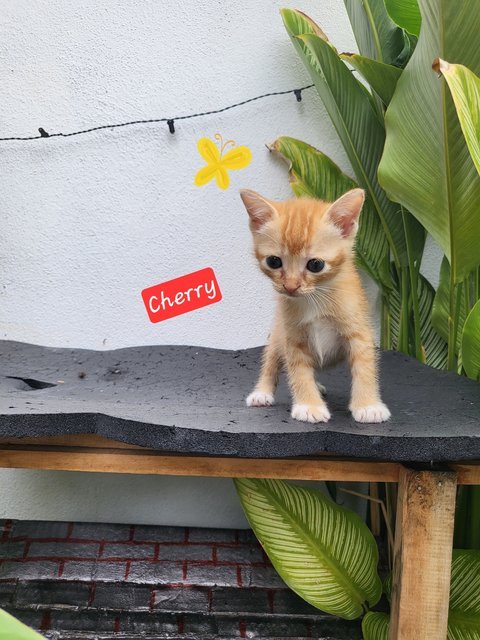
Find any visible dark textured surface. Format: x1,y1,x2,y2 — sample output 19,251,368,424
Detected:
0,340,479,462
0,519,361,639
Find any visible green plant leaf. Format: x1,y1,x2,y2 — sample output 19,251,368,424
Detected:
462,300,480,381
432,257,468,354
342,0,407,66
384,269,447,367
362,611,389,639
281,8,424,269
417,272,449,368
269,135,391,289
234,478,382,620
0,609,44,639
378,0,480,283
448,550,480,638
385,0,421,37
434,59,480,177
341,54,402,105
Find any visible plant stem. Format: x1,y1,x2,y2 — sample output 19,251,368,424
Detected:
402,210,423,362
447,261,458,371
463,275,473,320
448,282,463,371
398,267,410,355
380,295,391,350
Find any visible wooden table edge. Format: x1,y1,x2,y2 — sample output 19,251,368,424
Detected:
0,434,478,483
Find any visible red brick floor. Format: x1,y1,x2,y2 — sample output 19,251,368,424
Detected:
0,519,361,639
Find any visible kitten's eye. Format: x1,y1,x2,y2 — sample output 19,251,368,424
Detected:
306,258,325,273
266,256,282,269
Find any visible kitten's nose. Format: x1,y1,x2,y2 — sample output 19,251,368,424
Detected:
283,284,300,295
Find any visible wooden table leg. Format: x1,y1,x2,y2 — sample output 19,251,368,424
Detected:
388,467,457,640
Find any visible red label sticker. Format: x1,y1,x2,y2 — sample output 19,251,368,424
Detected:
141,267,222,323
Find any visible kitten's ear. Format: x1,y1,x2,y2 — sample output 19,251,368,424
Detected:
326,188,365,238
239,189,277,231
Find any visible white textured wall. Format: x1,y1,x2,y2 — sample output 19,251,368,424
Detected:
0,0,438,526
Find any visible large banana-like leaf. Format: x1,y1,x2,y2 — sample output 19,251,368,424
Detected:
340,54,402,106
269,135,391,289
385,268,447,367
462,300,480,381
385,0,421,37
234,478,382,620
362,611,389,639
378,0,480,283
281,8,424,269
342,0,408,66
448,550,480,638
0,609,44,639
416,271,448,368
434,59,480,177
432,257,468,354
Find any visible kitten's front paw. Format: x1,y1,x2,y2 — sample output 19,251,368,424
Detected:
291,403,331,424
351,403,391,423
246,391,275,407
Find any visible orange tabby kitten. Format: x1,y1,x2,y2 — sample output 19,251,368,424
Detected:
240,188,390,424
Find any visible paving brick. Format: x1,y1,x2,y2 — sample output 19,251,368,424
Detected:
11,521,70,540
29,542,100,559
0,521,363,640
61,561,126,581
15,580,91,607
236,529,259,544
93,582,152,610
186,564,237,587
153,586,209,613
215,546,264,564
180,612,219,636
0,541,26,559
1,607,43,631
211,586,270,614
271,589,321,616
45,608,123,632
310,617,363,639
217,614,311,638
0,560,59,580
188,528,237,543
134,526,186,543
102,543,154,560
116,611,179,635
241,566,286,589
126,561,184,585
159,544,213,561
71,522,132,542
0,581,16,606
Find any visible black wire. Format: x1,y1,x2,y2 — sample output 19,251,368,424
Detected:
0,84,314,142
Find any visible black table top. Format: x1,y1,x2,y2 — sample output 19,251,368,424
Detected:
0,341,479,462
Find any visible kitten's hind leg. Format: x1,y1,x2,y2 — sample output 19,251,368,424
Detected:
246,332,282,407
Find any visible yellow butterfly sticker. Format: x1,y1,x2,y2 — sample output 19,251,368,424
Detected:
194,134,252,190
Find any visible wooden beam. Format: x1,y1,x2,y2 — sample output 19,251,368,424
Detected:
1,435,479,484
0,446,400,482
389,467,457,640
450,462,480,485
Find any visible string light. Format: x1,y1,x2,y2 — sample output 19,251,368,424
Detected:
0,84,314,142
